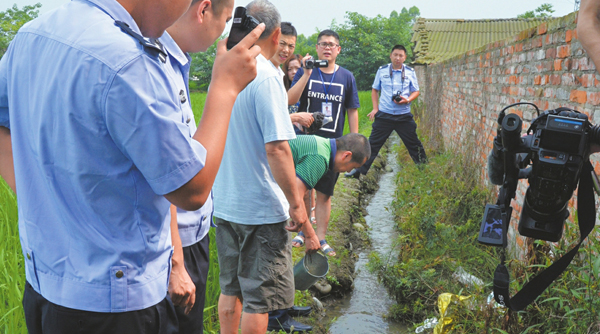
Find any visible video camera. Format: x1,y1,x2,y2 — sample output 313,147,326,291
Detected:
480,103,600,245
303,57,328,70
479,102,600,311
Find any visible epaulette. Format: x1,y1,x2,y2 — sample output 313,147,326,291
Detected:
404,65,414,71
114,21,167,63
379,64,390,70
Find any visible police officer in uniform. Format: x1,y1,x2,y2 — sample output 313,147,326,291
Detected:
346,44,427,179
0,0,263,332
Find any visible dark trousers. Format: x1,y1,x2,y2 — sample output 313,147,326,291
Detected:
358,113,427,174
175,233,211,334
23,282,178,334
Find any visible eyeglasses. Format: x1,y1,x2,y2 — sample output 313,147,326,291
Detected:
317,42,339,49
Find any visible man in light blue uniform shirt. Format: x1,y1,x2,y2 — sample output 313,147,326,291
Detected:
0,0,263,332
346,44,427,179
159,0,234,332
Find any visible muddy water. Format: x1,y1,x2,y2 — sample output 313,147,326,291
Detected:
328,144,410,334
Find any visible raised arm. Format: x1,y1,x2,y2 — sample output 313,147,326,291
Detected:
165,24,265,211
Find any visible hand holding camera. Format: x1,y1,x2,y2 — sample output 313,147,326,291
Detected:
392,91,408,104
302,56,328,70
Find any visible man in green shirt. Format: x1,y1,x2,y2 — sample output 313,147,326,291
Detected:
267,132,369,333
287,133,369,250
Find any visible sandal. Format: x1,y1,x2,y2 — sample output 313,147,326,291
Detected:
319,240,336,256
292,231,305,248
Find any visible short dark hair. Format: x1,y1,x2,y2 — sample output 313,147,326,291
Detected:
317,29,340,44
391,44,407,54
281,22,297,37
191,0,232,15
336,133,371,164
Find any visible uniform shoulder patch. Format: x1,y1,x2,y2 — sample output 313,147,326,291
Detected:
404,65,414,71
379,64,390,70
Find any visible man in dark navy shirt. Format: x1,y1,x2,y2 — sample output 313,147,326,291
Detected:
288,29,360,257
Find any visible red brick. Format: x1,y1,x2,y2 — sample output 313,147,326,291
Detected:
509,76,518,84
509,86,519,96
516,43,523,52
534,75,542,85
546,48,556,59
538,23,548,35
588,92,600,106
554,59,562,71
558,45,571,58
563,58,573,71
550,74,561,85
566,30,573,43
570,90,587,104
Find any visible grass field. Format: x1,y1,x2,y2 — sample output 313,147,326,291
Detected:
0,90,376,333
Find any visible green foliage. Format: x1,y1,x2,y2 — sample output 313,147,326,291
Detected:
189,38,222,91
0,3,41,58
517,3,555,19
343,90,374,137
294,33,318,58
0,178,26,334
332,7,420,90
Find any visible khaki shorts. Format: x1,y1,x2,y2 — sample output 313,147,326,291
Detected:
214,218,294,314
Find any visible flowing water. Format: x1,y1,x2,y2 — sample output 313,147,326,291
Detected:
328,143,411,334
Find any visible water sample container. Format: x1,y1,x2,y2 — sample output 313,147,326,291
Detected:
293,252,329,291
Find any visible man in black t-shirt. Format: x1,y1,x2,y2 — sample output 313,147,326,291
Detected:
287,29,360,257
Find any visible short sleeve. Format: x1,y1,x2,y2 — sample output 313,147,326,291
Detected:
104,56,207,195
291,67,304,88
409,71,419,92
255,76,296,144
0,49,9,129
345,72,360,110
296,155,328,189
372,68,382,91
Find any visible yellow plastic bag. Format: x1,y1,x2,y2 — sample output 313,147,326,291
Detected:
433,293,471,334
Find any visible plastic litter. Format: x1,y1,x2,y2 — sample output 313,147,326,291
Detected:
433,293,471,334
452,266,484,288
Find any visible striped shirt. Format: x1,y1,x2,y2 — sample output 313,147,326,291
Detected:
289,135,335,189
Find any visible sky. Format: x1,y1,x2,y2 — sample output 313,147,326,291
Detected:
1,0,579,37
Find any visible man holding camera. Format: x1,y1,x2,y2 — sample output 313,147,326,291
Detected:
0,0,263,332
287,29,360,257
345,44,427,179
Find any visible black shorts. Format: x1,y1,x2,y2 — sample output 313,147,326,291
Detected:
314,168,340,197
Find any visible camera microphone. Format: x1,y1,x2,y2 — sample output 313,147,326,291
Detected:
487,145,505,185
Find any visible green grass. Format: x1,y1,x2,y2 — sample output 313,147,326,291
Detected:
0,179,25,334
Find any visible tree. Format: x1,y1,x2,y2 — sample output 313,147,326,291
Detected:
517,3,555,19
0,3,41,57
189,37,221,91
332,7,420,90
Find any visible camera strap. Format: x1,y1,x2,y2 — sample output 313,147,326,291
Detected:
493,160,596,311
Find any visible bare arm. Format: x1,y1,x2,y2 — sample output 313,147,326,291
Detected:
368,89,380,121
290,112,313,128
347,108,359,134
286,178,319,253
287,54,313,106
164,24,265,211
265,141,318,253
579,0,600,71
168,205,196,314
0,126,15,193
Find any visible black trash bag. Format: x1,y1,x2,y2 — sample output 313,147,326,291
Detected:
304,112,324,134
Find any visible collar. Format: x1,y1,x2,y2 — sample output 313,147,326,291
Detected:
159,31,189,67
84,0,143,36
329,138,337,171
390,63,404,71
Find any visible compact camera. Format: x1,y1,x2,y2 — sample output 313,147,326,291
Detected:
392,91,403,103
304,57,328,70
226,7,260,50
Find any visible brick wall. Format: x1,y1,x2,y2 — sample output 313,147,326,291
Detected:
417,12,600,256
